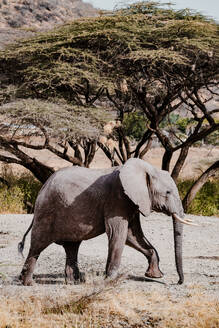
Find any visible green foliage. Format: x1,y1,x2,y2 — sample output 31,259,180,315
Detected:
122,112,148,140
160,114,219,146
178,179,219,216
175,117,191,133
204,130,219,146
160,114,192,132
0,1,217,104
119,1,212,22
0,184,24,213
16,176,41,208
0,169,41,213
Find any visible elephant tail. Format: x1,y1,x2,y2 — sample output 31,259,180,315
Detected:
18,218,34,257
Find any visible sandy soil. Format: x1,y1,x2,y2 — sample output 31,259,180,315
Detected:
0,213,218,300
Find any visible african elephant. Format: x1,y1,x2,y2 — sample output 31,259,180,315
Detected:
18,158,193,286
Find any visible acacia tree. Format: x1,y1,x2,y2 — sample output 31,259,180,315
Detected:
0,99,112,182
0,1,218,191
100,3,219,180
109,73,219,181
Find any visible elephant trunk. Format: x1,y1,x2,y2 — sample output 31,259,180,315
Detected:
172,215,184,284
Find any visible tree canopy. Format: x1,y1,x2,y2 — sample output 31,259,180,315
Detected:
1,2,218,99
0,1,218,184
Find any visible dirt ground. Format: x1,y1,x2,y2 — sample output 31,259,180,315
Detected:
0,213,218,300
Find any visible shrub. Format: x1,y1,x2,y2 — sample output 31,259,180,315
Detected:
123,112,148,141
0,169,41,214
178,179,219,216
204,130,219,146
0,184,24,213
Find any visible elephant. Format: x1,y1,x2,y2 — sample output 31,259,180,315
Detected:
18,158,195,286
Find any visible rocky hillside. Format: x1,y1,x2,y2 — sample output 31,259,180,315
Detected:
0,0,98,49
0,0,97,29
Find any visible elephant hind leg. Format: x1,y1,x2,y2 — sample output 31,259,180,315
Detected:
62,241,84,284
126,215,163,279
20,241,51,286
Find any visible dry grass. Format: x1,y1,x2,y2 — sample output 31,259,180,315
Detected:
0,282,218,328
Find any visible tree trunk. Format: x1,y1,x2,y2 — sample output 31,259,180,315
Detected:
24,158,55,184
162,149,173,172
171,145,189,182
120,129,131,160
134,130,153,158
97,141,120,166
139,135,153,159
182,160,219,213
117,128,127,163
70,143,83,163
84,140,96,168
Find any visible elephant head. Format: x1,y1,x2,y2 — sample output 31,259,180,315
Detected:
119,158,195,284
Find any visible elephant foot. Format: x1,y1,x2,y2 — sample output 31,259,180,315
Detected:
145,267,163,279
72,272,86,285
105,269,119,281
23,279,35,286
20,276,34,286
65,269,86,285
19,272,34,286
65,279,83,285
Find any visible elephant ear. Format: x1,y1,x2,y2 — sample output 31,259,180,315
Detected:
119,158,155,217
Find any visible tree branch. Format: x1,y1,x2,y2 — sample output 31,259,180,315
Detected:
0,154,22,165
97,141,119,166
139,135,153,159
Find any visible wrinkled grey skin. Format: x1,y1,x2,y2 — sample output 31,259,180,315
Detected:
19,158,184,286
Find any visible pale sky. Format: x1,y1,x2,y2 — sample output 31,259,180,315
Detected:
87,0,219,22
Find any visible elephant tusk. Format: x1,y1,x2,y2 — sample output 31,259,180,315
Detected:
172,214,200,226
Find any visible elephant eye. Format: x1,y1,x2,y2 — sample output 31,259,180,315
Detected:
166,191,171,195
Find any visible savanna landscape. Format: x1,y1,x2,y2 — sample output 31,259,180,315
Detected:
0,0,218,327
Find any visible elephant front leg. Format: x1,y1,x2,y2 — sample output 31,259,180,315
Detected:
63,241,85,284
105,217,128,279
126,215,163,279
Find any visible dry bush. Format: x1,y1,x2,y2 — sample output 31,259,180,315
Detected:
0,283,218,328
